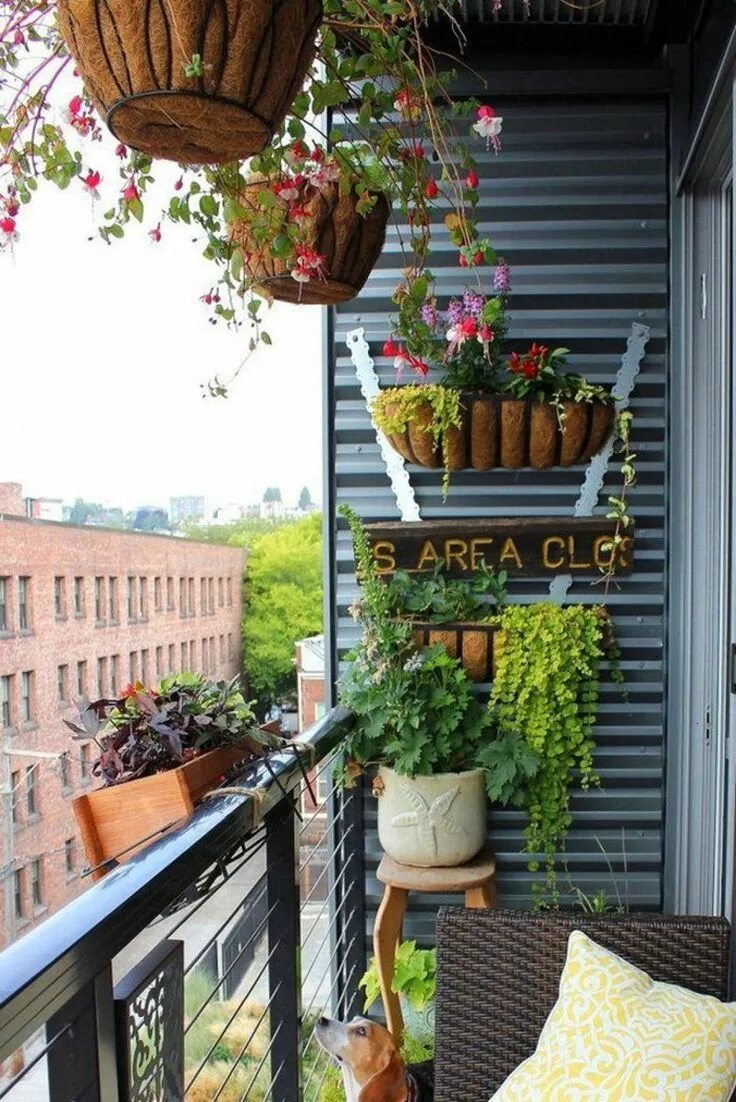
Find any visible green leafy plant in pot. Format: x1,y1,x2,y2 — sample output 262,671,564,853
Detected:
360,941,437,1047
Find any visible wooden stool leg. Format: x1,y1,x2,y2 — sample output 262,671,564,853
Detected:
465,880,496,909
373,884,408,1043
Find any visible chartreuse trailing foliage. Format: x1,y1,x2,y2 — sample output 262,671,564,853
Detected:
489,603,609,900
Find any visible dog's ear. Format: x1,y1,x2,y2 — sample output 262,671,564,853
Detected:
359,1050,407,1102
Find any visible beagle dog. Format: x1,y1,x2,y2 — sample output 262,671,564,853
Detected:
316,1016,432,1102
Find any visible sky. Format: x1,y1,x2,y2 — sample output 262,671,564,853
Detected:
0,169,324,514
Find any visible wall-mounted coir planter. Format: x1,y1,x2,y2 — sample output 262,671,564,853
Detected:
235,181,390,305
57,0,323,164
410,621,499,683
73,740,256,880
382,390,615,471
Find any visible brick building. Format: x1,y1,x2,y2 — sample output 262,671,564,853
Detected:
0,488,245,947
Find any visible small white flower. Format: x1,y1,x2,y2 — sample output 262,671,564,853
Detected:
473,115,503,141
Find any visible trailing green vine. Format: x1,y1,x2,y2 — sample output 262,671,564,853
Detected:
489,603,607,902
372,384,462,495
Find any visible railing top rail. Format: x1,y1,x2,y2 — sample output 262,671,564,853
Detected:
0,705,353,1063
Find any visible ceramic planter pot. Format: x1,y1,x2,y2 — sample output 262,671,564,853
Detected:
376,766,486,868
234,181,391,305
57,0,322,164
383,389,615,471
401,996,435,1046
410,620,499,683
73,738,257,879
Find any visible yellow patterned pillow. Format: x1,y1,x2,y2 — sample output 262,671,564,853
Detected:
491,929,736,1102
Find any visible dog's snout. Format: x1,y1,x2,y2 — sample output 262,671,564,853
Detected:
318,1016,329,1027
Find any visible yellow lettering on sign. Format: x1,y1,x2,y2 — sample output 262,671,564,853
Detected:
416,540,440,571
445,539,469,572
470,538,494,570
542,537,566,570
372,541,396,575
568,535,591,570
499,538,522,569
618,536,634,570
593,535,614,570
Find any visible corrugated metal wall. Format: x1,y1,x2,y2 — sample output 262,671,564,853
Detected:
329,97,668,939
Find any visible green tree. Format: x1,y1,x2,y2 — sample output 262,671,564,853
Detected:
243,513,323,709
298,486,312,510
262,486,282,503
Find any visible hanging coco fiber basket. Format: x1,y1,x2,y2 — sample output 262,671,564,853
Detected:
57,0,323,165
234,179,391,305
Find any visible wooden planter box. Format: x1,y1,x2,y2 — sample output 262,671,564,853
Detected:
234,181,390,305
384,391,615,471
57,0,322,164
73,741,256,880
411,621,500,682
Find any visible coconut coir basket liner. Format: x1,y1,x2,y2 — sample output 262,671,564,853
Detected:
384,391,615,471
57,0,323,164
234,180,390,305
411,620,500,683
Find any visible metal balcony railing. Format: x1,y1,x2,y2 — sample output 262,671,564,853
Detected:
0,705,363,1102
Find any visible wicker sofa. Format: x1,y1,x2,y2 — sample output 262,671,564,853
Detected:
432,908,733,1102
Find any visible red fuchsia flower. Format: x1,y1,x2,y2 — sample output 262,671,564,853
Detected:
310,160,340,186
174,177,184,191
473,105,503,151
478,324,494,344
459,249,484,268
400,141,425,160
383,340,428,377
465,169,480,189
0,216,18,245
424,178,439,200
383,339,402,358
394,88,422,122
4,200,18,217
286,139,308,165
122,180,140,203
115,142,127,159
148,224,162,243
13,29,25,46
289,204,310,225
291,246,326,284
273,176,303,203
310,146,325,164
200,289,215,306
82,170,101,199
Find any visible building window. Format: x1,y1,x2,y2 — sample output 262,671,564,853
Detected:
30,859,42,909
11,771,19,822
20,671,32,722
141,649,149,686
59,752,70,791
181,641,188,668
188,578,195,616
0,576,8,631
167,576,174,611
65,839,75,876
73,576,85,617
218,577,224,607
190,640,197,668
109,576,118,622
168,643,176,673
139,577,147,619
228,632,233,659
200,578,207,616
54,576,66,618
219,635,225,663
202,638,208,672
127,577,136,620
210,636,215,672
17,576,29,632
14,870,24,920
97,657,107,697
208,577,215,614
154,577,162,611
179,577,186,617
129,651,138,683
76,660,87,697
26,766,37,816
1,675,12,727
227,577,233,606
111,655,120,695
57,664,68,703
156,646,163,678
95,576,105,622
80,743,91,780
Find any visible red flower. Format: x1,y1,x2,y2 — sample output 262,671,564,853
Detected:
383,339,401,358
83,170,101,192
465,169,479,189
459,317,478,339
68,95,83,117
148,224,162,243
477,105,496,121
459,249,484,268
290,139,308,160
310,146,325,164
424,179,439,200
115,143,127,159
174,177,184,191
407,353,429,377
5,200,18,217
0,217,16,235
122,180,139,203
13,29,25,45
401,141,425,160
528,342,549,361
478,324,493,342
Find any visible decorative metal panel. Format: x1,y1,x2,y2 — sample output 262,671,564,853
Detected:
329,97,668,938
114,940,184,1102
455,0,654,24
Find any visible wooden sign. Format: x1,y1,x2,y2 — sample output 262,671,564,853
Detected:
364,518,634,578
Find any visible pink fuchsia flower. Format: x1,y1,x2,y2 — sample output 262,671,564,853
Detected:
394,88,422,122
291,246,326,284
446,315,479,357
200,288,220,306
13,29,25,45
148,224,162,243
285,140,308,166
310,161,340,187
0,216,18,246
289,204,310,225
382,340,428,377
64,95,83,123
473,105,503,151
493,259,511,293
383,339,402,358
478,324,494,344
459,249,484,268
424,179,439,200
465,169,480,189
122,180,140,203
115,142,128,159
174,177,184,191
82,170,101,198
273,176,303,203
